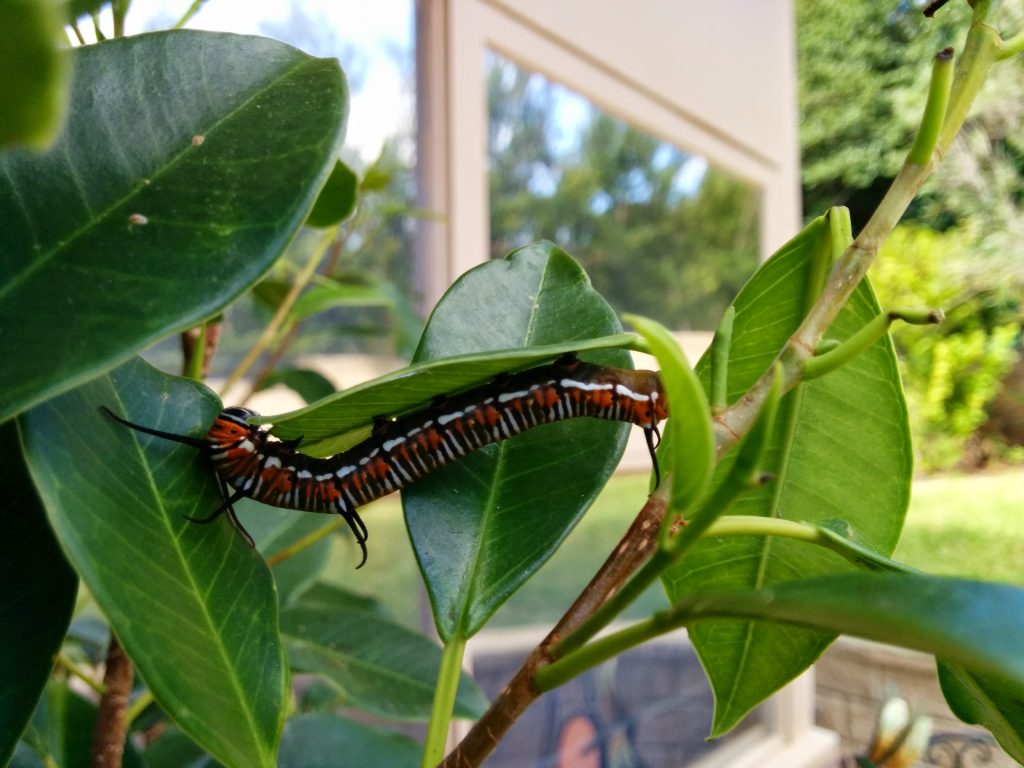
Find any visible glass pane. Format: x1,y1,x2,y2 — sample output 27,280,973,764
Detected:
487,52,760,331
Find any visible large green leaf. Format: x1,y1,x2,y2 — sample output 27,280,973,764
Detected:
667,575,1024,681
238,501,333,607
267,332,638,457
20,357,287,768
0,30,348,422
403,243,633,640
664,215,911,734
937,661,1024,763
0,424,77,766
280,584,488,720
278,714,420,768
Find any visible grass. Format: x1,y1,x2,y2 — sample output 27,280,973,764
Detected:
313,469,1024,630
893,469,1024,584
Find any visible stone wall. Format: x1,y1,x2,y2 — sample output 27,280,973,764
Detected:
815,637,1014,767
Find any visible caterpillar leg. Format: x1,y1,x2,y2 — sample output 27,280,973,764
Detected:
185,480,255,548
644,425,662,489
339,509,369,569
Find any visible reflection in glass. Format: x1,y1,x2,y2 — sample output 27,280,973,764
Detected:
487,53,760,331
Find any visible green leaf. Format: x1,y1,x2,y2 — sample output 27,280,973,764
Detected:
291,279,395,321
257,368,336,405
623,313,713,516
664,214,911,735
267,332,639,457
0,30,348,422
14,681,145,768
673,575,1024,682
306,159,358,227
280,584,488,720
143,726,217,768
403,242,632,640
238,501,333,606
20,357,287,768
937,661,1024,763
0,0,70,149
278,714,420,768
252,278,292,313
0,424,77,767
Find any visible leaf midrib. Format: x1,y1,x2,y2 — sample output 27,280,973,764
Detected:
109,387,269,762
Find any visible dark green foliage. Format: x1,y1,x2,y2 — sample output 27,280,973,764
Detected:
0,425,77,767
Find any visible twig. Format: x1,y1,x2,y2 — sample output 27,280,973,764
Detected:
441,492,667,767
220,228,336,398
89,636,132,768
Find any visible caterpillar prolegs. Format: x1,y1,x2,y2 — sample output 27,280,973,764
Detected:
103,354,668,566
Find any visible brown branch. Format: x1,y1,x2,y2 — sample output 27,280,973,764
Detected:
90,635,133,768
440,493,667,767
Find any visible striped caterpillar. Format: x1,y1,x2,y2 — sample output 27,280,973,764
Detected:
103,354,668,566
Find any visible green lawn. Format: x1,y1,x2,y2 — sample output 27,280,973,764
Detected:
319,469,1024,630
893,470,1024,584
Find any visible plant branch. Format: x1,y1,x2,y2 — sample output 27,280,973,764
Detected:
802,307,944,380
440,492,668,767
715,8,1000,458
173,0,207,29
220,228,335,398
265,517,345,567
89,636,132,768
55,653,106,695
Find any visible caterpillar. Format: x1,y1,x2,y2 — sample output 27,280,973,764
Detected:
102,354,668,567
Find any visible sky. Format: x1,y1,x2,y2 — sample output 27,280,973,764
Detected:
83,0,417,165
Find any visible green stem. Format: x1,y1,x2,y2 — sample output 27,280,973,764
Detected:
716,3,1002,454
938,0,1001,152
111,0,131,38
265,518,346,567
802,308,944,381
173,0,207,28
827,206,853,264
423,637,467,768
124,690,154,726
220,228,335,398
90,12,106,41
997,30,1024,60
908,49,955,165
623,335,652,356
54,653,105,695
705,516,918,574
69,21,86,45
185,321,207,381
710,306,735,411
